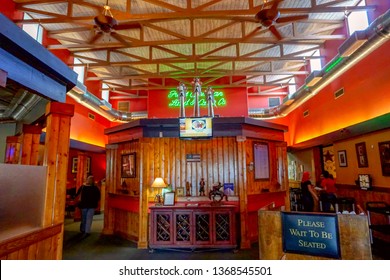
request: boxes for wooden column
[21,124,42,165]
[237,139,250,249]
[5,135,21,164]
[138,141,149,249]
[73,152,89,221]
[102,144,118,235]
[42,101,74,260]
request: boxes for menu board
[254,142,270,180]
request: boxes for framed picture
[378,141,390,176]
[121,153,136,178]
[355,142,368,168]
[71,157,91,173]
[254,142,270,180]
[163,192,175,206]
[358,174,371,190]
[337,150,347,167]
[176,187,184,197]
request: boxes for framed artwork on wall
[337,150,347,167]
[121,153,136,178]
[253,142,270,180]
[71,157,91,173]
[378,141,390,176]
[355,142,368,168]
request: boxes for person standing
[300,172,315,212]
[75,175,101,238]
[320,171,337,212]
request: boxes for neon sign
[168,90,227,108]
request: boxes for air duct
[250,8,390,119]
[67,81,147,122]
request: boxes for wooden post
[102,144,118,235]
[138,141,149,249]
[73,152,89,221]
[42,101,74,260]
[21,124,42,165]
[5,135,21,164]
[237,139,250,249]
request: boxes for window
[347,0,369,35]
[102,83,110,102]
[73,58,85,83]
[22,13,43,43]
[309,50,322,72]
[118,101,130,112]
[268,97,280,107]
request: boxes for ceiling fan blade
[276,15,308,24]
[244,26,262,40]
[110,32,130,46]
[269,25,282,40]
[88,32,103,44]
[270,0,283,12]
[113,22,142,30]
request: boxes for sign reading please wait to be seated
[282,212,341,259]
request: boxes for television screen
[179,117,213,139]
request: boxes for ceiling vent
[334,88,344,99]
[303,110,309,117]
[88,113,95,120]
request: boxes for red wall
[0,0,23,20]
[283,40,390,147]
[148,86,249,118]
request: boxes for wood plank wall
[106,134,288,248]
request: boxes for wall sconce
[338,30,368,57]
[151,177,167,206]
[305,70,323,87]
[247,162,254,171]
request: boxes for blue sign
[282,212,340,259]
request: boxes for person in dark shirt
[75,175,100,237]
[300,171,314,212]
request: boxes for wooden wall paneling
[168,138,175,186]
[21,124,42,165]
[21,133,32,165]
[103,144,118,235]
[5,135,21,164]
[237,140,250,249]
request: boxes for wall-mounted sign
[168,90,226,108]
[186,154,201,162]
[282,212,340,259]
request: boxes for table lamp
[151,177,166,206]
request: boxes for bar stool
[335,197,356,213]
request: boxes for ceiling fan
[255,0,308,40]
[88,0,141,45]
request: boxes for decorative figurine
[192,78,202,117]
[199,178,205,196]
[209,182,227,205]
[206,86,215,117]
[178,82,187,118]
[186,181,191,196]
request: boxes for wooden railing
[0,223,62,260]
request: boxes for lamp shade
[151,177,166,188]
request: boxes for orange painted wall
[334,129,390,188]
[283,40,390,147]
